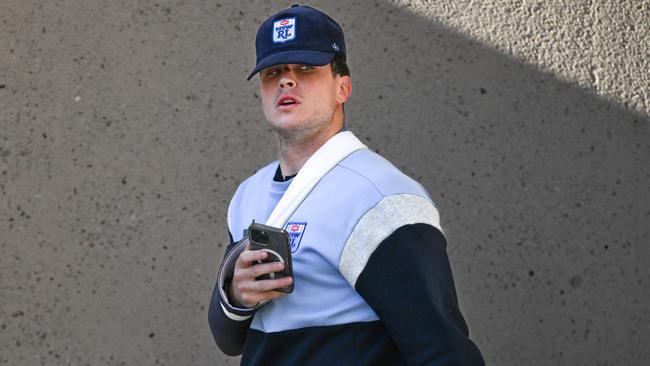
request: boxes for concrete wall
[1,1,648,365]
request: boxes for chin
[267,114,304,129]
[269,122,303,137]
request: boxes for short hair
[331,54,350,77]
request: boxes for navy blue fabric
[207,286,252,356]
[356,224,485,366]
[247,50,335,80]
[247,5,346,80]
[208,235,255,356]
[241,322,405,366]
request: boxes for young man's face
[259,63,350,141]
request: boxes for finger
[240,288,289,307]
[236,249,268,268]
[234,261,284,283]
[238,249,268,264]
[261,289,290,300]
[233,276,293,307]
[245,261,285,278]
[241,276,293,293]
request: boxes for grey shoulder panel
[339,194,442,287]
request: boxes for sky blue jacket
[209,148,484,365]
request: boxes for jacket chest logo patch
[285,222,307,253]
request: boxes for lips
[276,94,300,108]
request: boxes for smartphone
[248,222,294,293]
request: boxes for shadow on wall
[335,2,649,366]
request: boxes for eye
[299,65,313,71]
[263,69,281,78]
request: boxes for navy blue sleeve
[208,231,256,356]
[208,279,252,356]
[355,223,485,366]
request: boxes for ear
[335,75,352,104]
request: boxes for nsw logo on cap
[273,17,296,43]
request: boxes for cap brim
[246,50,335,80]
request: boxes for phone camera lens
[252,229,269,244]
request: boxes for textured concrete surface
[397,0,650,116]
[1,1,648,365]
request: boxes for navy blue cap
[247,4,346,80]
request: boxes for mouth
[276,95,300,108]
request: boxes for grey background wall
[1,0,648,365]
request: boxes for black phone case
[248,223,294,293]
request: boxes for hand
[229,244,293,308]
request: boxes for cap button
[291,4,300,7]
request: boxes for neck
[277,114,344,178]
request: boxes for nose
[279,72,296,89]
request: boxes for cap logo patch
[273,17,296,43]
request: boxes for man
[208,4,484,365]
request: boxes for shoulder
[311,149,437,222]
[227,161,277,229]
[336,149,440,230]
[337,149,432,199]
[335,149,443,285]
[235,161,277,193]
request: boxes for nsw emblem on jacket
[284,222,307,253]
